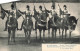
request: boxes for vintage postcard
[0,0,80,51]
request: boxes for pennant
[0,5,6,19]
[33,5,40,22]
[16,9,22,19]
[58,4,63,16]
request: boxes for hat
[26,5,29,8]
[51,5,55,9]
[39,5,42,9]
[11,4,14,9]
[63,5,67,8]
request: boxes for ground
[0,37,80,51]
[0,28,80,51]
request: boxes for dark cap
[51,5,55,9]
[63,5,67,8]
[11,4,14,9]
[26,5,29,8]
[39,5,42,9]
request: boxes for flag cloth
[0,5,6,19]
[33,6,40,22]
[34,6,38,16]
[59,8,63,16]
[58,4,63,16]
[16,9,22,19]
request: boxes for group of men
[1,2,70,44]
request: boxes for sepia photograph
[0,0,80,51]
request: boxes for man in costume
[19,5,33,44]
[2,3,18,44]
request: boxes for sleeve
[2,8,10,14]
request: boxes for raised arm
[1,5,10,14]
[18,10,26,14]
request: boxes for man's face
[63,7,66,10]
[27,7,29,10]
[39,8,42,11]
[11,7,15,10]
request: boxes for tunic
[62,9,69,29]
[37,10,47,30]
[22,10,33,31]
[6,10,17,28]
[50,9,58,27]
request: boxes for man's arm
[18,10,26,14]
